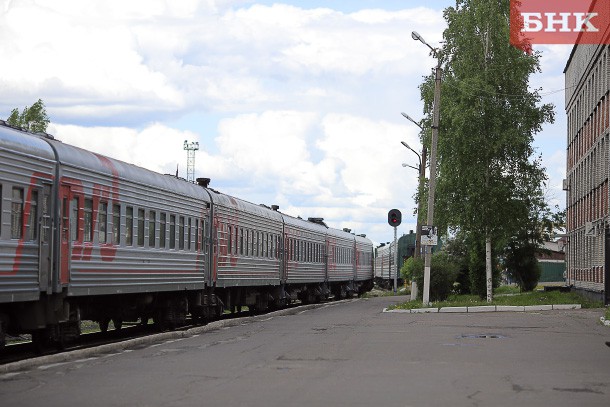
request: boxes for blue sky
[0,0,570,244]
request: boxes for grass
[389,289,604,311]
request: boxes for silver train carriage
[0,121,373,348]
[374,241,401,288]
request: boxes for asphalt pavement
[1,295,609,407]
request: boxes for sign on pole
[420,225,438,246]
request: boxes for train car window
[126,206,133,246]
[70,197,79,242]
[99,202,108,244]
[169,215,176,249]
[137,209,145,247]
[195,219,200,251]
[26,190,38,241]
[11,187,24,239]
[149,211,156,248]
[113,204,121,245]
[256,231,260,257]
[309,242,313,263]
[160,213,166,248]
[227,224,232,254]
[238,228,244,255]
[187,218,192,251]
[201,219,206,252]
[250,230,254,257]
[179,216,185,250]
[84,199,93,242]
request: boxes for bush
[503,240,542,292]
[406,252,459,302]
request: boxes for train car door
[279,225,286,284]
[38,183,53,293]
[57,184,73,290]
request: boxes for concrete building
[564,41,610,304]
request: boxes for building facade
[564,42,610,304]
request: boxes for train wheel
[112,318,123,331]
[31,329,49,355]
[99,318,110,333]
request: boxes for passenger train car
[0,121,373,348]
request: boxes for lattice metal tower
[183,140,199,182]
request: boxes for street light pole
[400,113,428,264]
[412,31,441,306]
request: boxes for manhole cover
[458,334,507,339]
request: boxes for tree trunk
[486,236,493,302]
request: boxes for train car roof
[206,188,284,221]
[326,226,356,242]
[281,213,329,234]
[46,136,210,200]
[0,122,56,161]
[355,233,372,245]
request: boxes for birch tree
[418,0,554,300]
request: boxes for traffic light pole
[393,225,398,293]
[387,209,402,294]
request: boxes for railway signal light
[387,209,402,227]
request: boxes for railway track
[0,299,348,372]
[0,308,267,368]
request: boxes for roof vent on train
[343,228,351,233]
[307,217,327,227]
[271,205,280,211]
[196,177,211,188]
[358,234,367,238]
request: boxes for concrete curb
[384,304,582,314]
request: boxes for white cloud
[2,1,568,244]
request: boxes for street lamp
[400,119,428,302]
[412,30,441,306]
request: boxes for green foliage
[400,256,423,282]
[6,99,50,133]
[503,236,542,291]
[416,0,555,300]
[441,233,471,294]
[408,252,460,302]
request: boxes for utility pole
[412,30,441,306]
[183,140,199,183]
